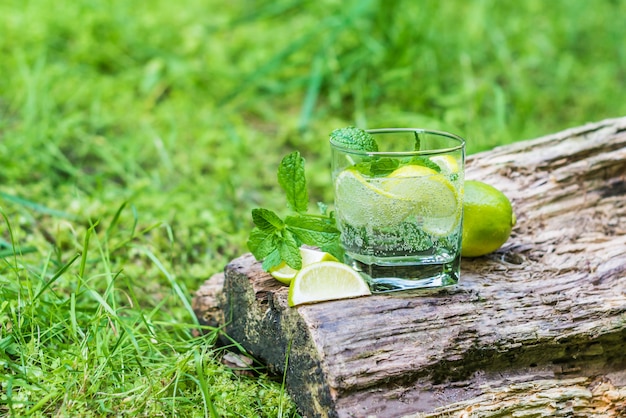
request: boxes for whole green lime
[461,180,516,257]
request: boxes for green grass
[1,0,626,416]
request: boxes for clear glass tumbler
[330,128,465,293]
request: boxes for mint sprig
[247,151,343,271]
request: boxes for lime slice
[334,168,414,227]
[269,247,338,285]
[429,155,459,174]
[287,261,371,307]
[387,164,438,178]
[384,165,461,236]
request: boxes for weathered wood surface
[193,117,626,418]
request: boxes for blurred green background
[1,0,625,416]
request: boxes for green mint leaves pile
[247,152,343,272]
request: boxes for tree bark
[193,117,626,418]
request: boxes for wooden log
[193,117,626,418]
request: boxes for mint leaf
[278,152,308,213]
[261,248,282,271]
[353,158,399,177]
[247,227,277,259]
[248,223,303,271]
[248,208,290,270]
[407,156,441,172]
[369,158,400,176]
[285,215,339,245]
[285,215,342,260]
[251,208,284,232]
[278,230,302,269]
[329,126,378,152]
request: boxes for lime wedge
[269,248,338,285]
[334,168,414,227]
[429,155,460,174]
[287,261,371,307]
[384,165,461,236]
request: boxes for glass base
[345,253,460,294]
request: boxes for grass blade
[140,247,199,326]
[0,192,78,220]
[79,220,99,278]
[33,253,80,301]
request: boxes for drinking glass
[330,128,465,293]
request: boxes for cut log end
[192,272,225,329]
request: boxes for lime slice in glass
[287,261,371,307]
[383,165,460,236]
[334,168,414,227]
[429,155,460,174]
[269,247,338,285]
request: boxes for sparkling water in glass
[331,128,465,293]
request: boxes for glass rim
[329,128,466,156]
